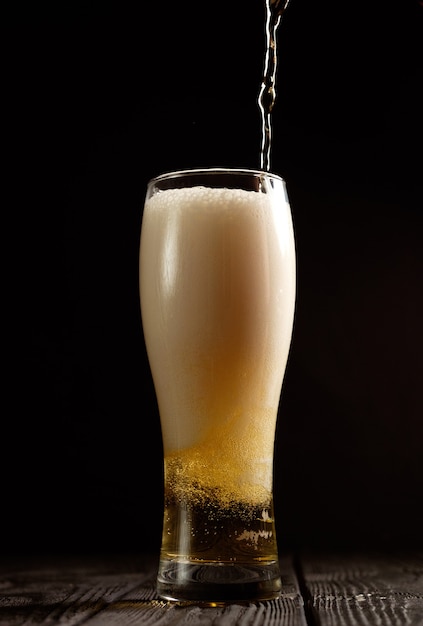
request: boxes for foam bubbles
[141,182,296,510]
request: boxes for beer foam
[148,185,270,217]
[141,183,296,508]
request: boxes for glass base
[157,559,282,605]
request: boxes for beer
[259,0,291,171]
[140,170,296,603]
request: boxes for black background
[5,0,423,556]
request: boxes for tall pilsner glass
[139,168,296,604]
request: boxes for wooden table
[1,552,422,625]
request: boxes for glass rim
[148,167,284,186]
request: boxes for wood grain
[2,553,422,624]
[299,552,423,626]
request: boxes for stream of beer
[259,0,290,172]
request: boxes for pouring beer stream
[259,0,291,171]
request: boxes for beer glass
[139,168,296,604]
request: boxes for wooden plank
[299,552,423,626]
[0,554,307,625]
[0,554,151,626]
